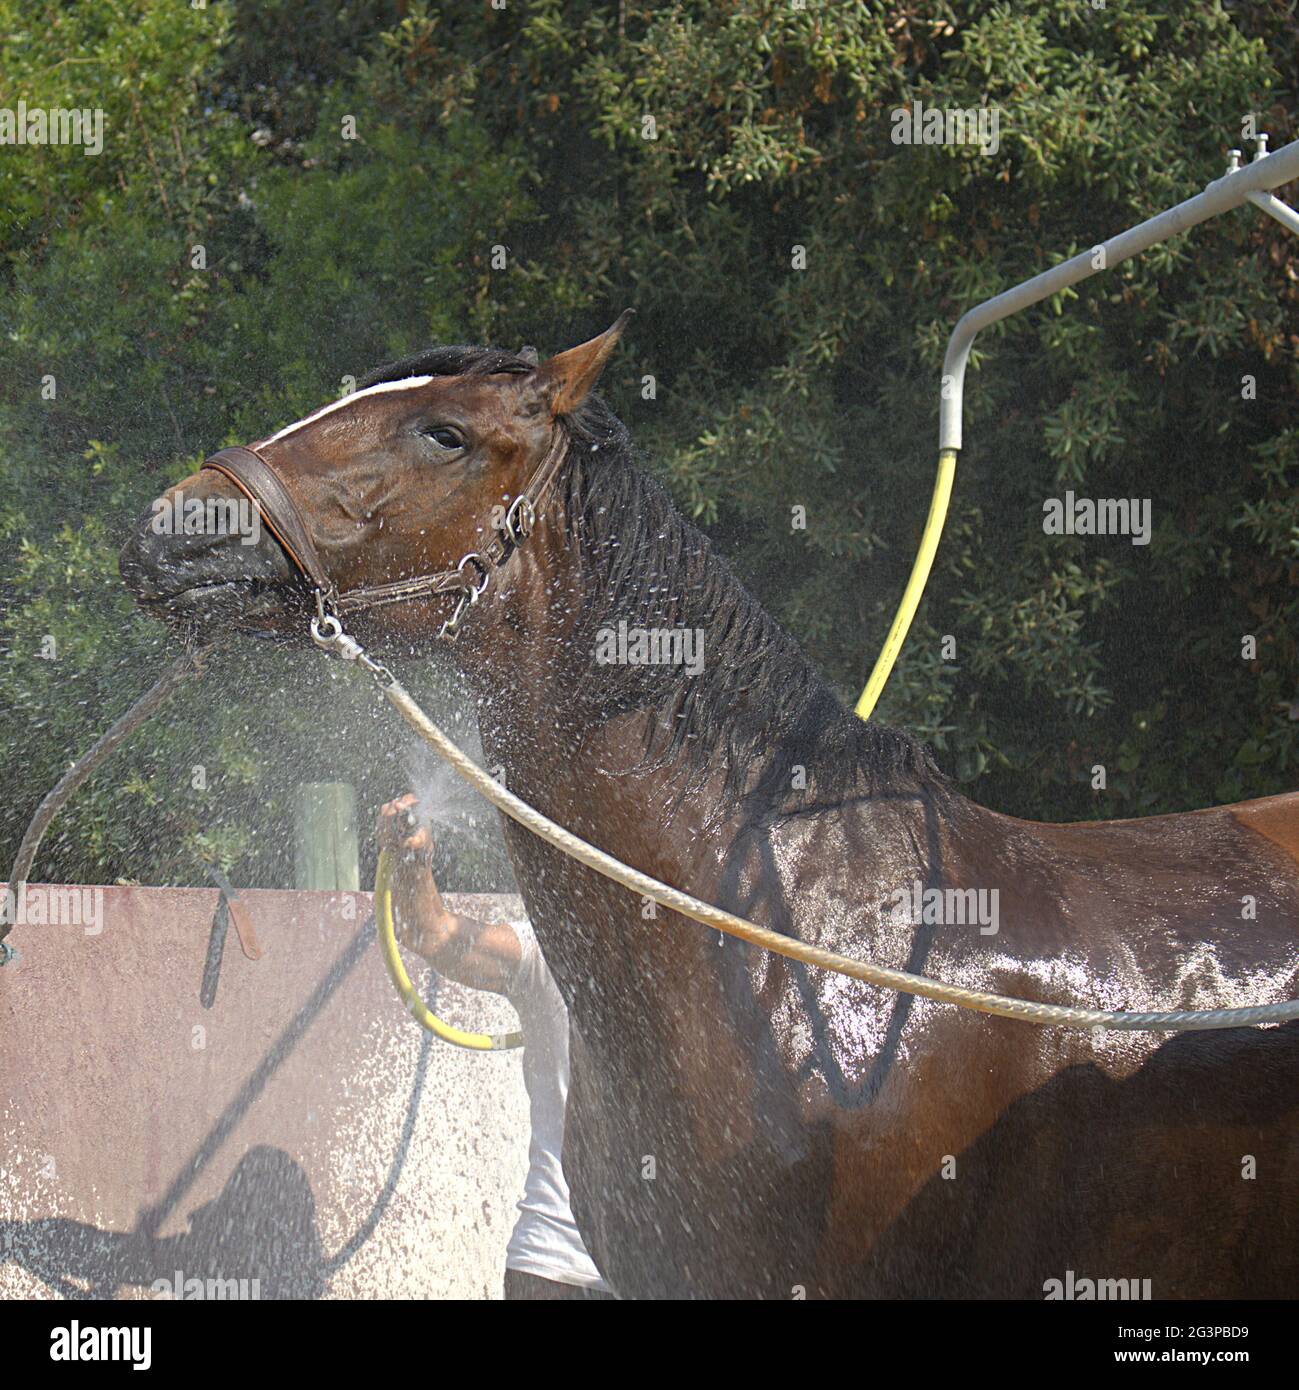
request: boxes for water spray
[1,639,523,1050]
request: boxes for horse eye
[423,426,464,450]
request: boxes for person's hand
[375,793,521,995]
[377,792,433,867]
[376,793,448,955]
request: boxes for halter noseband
[201,426,567,643]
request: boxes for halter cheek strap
[200,427,567,642]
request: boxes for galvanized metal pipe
[1247,188,1299,237]
[857,134,1299,719]
[940,137,1299,450]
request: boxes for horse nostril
[118,512,171,600]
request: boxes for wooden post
[293,782,360,891]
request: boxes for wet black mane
[363,345,945,816]
[362,344,537,384]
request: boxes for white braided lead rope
[379,677,1299,1032]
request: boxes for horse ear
[528,310,633,416]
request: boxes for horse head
[119,313,632,652]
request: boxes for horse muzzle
[119,465,308,635]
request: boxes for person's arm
[376,793,521,996]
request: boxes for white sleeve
[507,917,566,1020]
[508,916,546,997]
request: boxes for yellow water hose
[374,848,523,1050]
[854,448,957,722]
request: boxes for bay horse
[119,317,1299,1298]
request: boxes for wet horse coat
[120,321,1299,1298]
[475,656,1299,1298]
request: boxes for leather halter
[201,426,567,641]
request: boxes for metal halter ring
[438,554,491,643]
[307,594,396,683]
[310,609,344,650]
[456,552,491,600]
[503,494,536,547]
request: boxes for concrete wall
[0,883,531,1299]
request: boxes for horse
[119,316,1299,1298]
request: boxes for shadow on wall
[2,1146,325,1299]
[1,906,439,1300]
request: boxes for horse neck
[451,494,943,855]
[457,508,726,833]
[448,505,748,946]
[448,501,959,1047]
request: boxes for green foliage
[2,0,1298,891]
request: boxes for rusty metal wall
[0,883,531,1300]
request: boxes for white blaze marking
[256,375,434,447]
